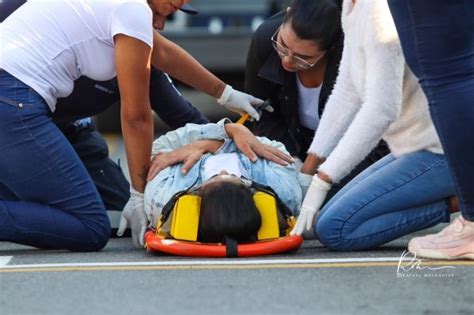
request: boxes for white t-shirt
[296,75,322,131]
[201,153,249,182]
[0,0,153,111]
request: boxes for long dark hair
[197,182,262,244]
[283,0,342,50]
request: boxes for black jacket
[244,11,344,160]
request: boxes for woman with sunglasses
[245,0,389,204]
[0,0,268,251]
[143,120,301,244]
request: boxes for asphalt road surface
[1,223,473,315]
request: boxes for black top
[244,11,344,160]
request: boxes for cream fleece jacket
[308,0,443,183]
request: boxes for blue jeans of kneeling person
[0,70,110,251]
[315,151,455,251]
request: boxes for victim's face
[200,172,246,189]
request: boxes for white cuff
[217,85,233,105]
[310,175,332,191]
[130,187,144,198]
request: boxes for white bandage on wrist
[217,84,233,105]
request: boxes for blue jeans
[315,151,455,251]
[388,0,474,221]
[0,71,110,251]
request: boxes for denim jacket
[144,119,303,226]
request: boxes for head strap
[224,236,238,258]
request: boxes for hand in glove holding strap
[290,174,332,236]
[117,187,148,248]
[217,85,270,121]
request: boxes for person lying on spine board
[141,120,303,244]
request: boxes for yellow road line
[1,261,473,273]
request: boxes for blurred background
[95,0,291,134]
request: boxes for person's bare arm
[300,153,326,175]
[115,34,154,193]
[147,123,294,180]
[224,123,294,165]
[151,30,225,98]
[148,140,223,180]
[150,30,264,120]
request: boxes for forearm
[114,33,153,193]
[300,153,326,175]
[152,31,225,98]
[318,107,391,184]
[223,123,243,139]
[122,111,154,193]
[198,139,224,154]
[308,51,360,158]
[151,120,230,155]
[319,44,404,183]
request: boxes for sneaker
[408,216,474,260]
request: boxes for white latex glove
[117,187,148,248]
[217,85,265,121]
[297,172,313,197]
[291,175,331,236]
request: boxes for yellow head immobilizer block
[168,192,282,242]
[170,195,201,241]
[253,192,280,240]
